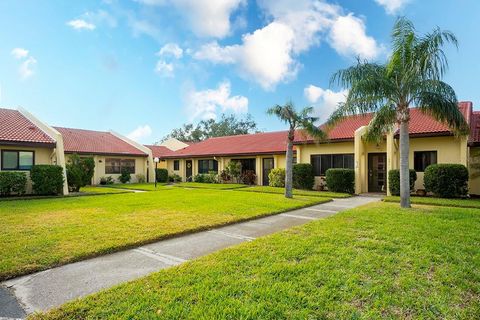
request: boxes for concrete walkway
[0,195,379,319]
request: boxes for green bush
[424,164,468,198]
[293,164,314,190]
[169,174,182,183]
[268,168,285,187]
[193,172,218,183]
[100,176,114,185]
[388,169,417,196]
[225,161,242,183]
[241,170,257,185]
[118,167,131,184]
[325,169,355,194]
[66,154,95,192]
[136,174,146,183]
[156,169,169,183]
[0,172,27,196]
[30,165,64,195]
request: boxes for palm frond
[364,104,397,142]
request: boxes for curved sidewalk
[0,195,380,319]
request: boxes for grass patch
[106,183,168,191]
[384,196,480,209]
[173,182,248,190]
[240,185,351,198]
[32,202,480,319]
[0,189,327,280]
[79,186,133,194]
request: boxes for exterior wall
[0,144,55,193]
[65,154,148,185]
[469,147,480,195]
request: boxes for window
[414,151,437,172]
[198,159,218,174]
[311,154,354,176]
[232,158,256,173]
[292,157,297,165]
[105,158,135,174]
[173,160,180,171]
[1,150,34,170]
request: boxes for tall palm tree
[328,17,468,208]
[268,102,325,198]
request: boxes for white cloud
[185,81,248,120]
[19,57,37,80]
[375,0,410,14]
[194,0,382,90]
[67,19,96,30]
[155,60,174,77]
[157,43,183,59]
[328,14,381,60]
[11,48,29,59]
[304,85,347,121]
[137,0,245,38]
[127,125,152,142]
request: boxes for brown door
[186,160,193,182]
[262,158,274,186]
[368,153,386,192]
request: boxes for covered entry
[368,153,386,192]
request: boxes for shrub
[193,174,205,183]
[293,164,314,190]
[156,169,168,183]
[219,170,231,183]
[226,161,242,183]
[66,154,95,192]
[241,170,257,185]
[169,174,182,182]
[268,168,285,187]
[325,169,355,194]
[30,165,64,195]
[118,168,131,184]
[100,176,114,185]
[388,169,417,196]
[424,164,468,198]
[0,172,27,196]
[136,174,146,183]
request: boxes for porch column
[386,131,396,196]
[354,126,367,194]
[459,136,468,167]
[296,145,302,163]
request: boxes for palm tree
[328,17,468,208]
[268,102,325,198]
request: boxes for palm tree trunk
[285,129,294,198]
[399,120,411,208]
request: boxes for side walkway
[1,196,379,319]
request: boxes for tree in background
[328,17,468,208]
[159,114,258,143]
[268,102,325,198]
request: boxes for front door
[186,160,193,182]
[368,153,386,192]
[262,158,274,186]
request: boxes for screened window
[232,158,256,173]
[173,160,180,171]
[414,151,437,172]
[105,158,135,174]
[198,159,218,174]
[1,150,34,170]
[311,154,354,176]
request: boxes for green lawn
[79,186,133,194]
[0,189,327,280]
[384,195,480,208]
[173,182,248,190]
[33,202,480,320]
[106,183,168,191]
[240,185,351,198]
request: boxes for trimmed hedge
[193,172,218,184]
[268,168,285,187]
[388,169,417,196]
[118,168,131,184]
[30,165,64,195]
[156,168,169,183]
[325,168,355,194]
[293,164,314,190]
[424,164,468,198]
[0,172,27,196]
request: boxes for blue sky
[1,0,479,143]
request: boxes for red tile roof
[295,102,473,143]
[55,127,147,156]
[145,145,179,158]
[469,111,480,145]
[0,108,55,145]
[160,131,295,159]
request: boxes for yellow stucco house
[156,101,480,196]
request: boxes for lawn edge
[0,197,332,282]
[236,188,352,199]
[0,190,133,202]
[382,198,480,209]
